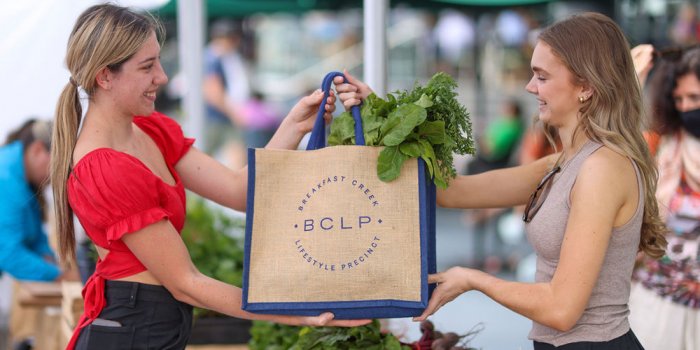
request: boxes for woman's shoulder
[134,111,194,164]
[71,147,151,183]
[582,144,635,176]
[577,144,638,197]
[133,111,183,138]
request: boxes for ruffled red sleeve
[68,150,171,244]
[134,112,195,166]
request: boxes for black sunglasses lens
[523,166,560,223]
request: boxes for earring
[579,96,585,103]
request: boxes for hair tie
[69,76,78,87]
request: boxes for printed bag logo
[295,175,383,272]
[247,146,422,303]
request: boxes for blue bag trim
[242,299,426,319]
[242,148,256,310]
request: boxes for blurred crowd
[4,0,700,349]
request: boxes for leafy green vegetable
[249,320,410,350]
[377,146,408,182]
[328,72,474,188]
[249,321,302,350]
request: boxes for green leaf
[327,112,355,146]
[361,113,385,146]
[365,129,381,146]
[383,336,404,350]
[363,93,395,120]
[377,146,408,182]
[418,120,446,144]
[419,139,447,188]
[380,104,427,146]
[414,93,433,108]
[399,141,423,157]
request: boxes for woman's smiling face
[526,41,586,128]
[107,31,168,117]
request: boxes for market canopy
[153,0,554,18]
[154,0,362,18]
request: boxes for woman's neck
[557,122,589,163]
[82,103,135,149]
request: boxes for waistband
[104,280,182,304]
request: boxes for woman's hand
[296,313,372,327]
[334,69,373,110]
[287,89,336,135]
[266,89,336,150]
[413,266,472,321]
[631,44,655,87]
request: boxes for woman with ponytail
[53,4,366,349]
[0,119,61,282]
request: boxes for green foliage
[249,320,410,350]
[181,197,246,318]
[328,72,474,188]
[249,321,302,350]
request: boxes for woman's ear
[580,83,594,101]
[95,67,113,90]
[27,140,44,157]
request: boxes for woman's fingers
[306,312,371,327]
[413,287,446,321]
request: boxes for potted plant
[181,197,251,345]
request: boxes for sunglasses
[523,165,561,223]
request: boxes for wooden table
[16,282,62,307]
[13,282,63,350]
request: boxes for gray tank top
[525,141,643,346]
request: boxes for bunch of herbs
[328,72,474,188]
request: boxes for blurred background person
[202,18,252,156]
[469,97,526,173]
[629,44,700,350]
[0,119,60,283]
[669,2,700,46]
[0,119,63,350]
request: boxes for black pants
[75,280,193,350]
[534,329,644,350]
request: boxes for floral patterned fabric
[634,179,700,308]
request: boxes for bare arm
[437,154,558,209]
[202,74,246,126]
[121,220,368,326]
[418,148,636,331]
[631,44,654,87]
[176,90,335,211]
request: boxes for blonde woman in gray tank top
[408,13,669,350]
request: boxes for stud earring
[579,96,585,103]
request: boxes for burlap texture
[247,146,422,303]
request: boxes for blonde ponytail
[51,82,82,262]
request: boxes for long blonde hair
[51,4,164,262]
[538,12,668,258]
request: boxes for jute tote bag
[242,72,436,319]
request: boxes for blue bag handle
[306,71,365,150]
